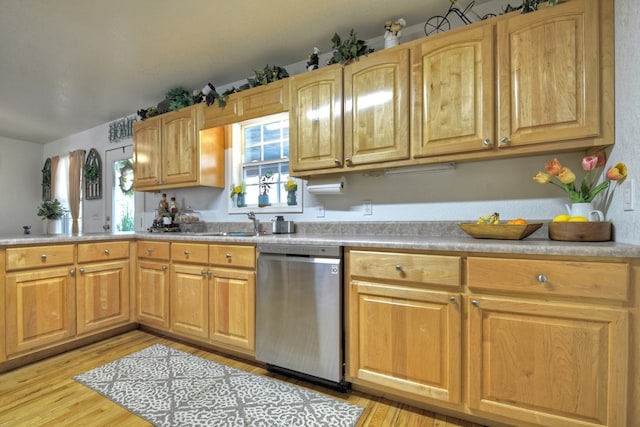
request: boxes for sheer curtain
[52,155,69,234]
[69,149,85,234]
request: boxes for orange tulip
[557,167,576,184]
[606,163,628,181]
[545,158,562,176]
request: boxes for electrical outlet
[363,200,373,216]
[623,179,635,211]
[316,204,325,218]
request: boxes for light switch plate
[623,179,635,211]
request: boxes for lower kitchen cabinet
[466,296,628,427]
[76,241,131,336]
[209,267,255,351]
[171,263,210,339]
[5,266,76,356]
[347,249,462,405]
[136,241,171,329]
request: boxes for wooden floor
[0,330,487,426]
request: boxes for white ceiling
[0,0,450,144]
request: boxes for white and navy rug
[74,344,363,427]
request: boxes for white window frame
[227,112,303,214]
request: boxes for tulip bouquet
[284,179,298,192]
[229,182,246,199]
[533,153,628,203]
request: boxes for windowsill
[228,203,303,215]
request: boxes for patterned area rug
[74,344,363,427]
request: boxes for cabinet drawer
[171,242,209,264]
[6,244,75,271]
[467,257,630,302]
[209,244,255,269]
[349,250,461,288]
[77,241,130,263]
[136,241,170,261]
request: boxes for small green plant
[328,29,374,65]
[260,172,273,195]
[84,164,99,183]
[166,87,194,111]
[37,199,67,221]
[248,65,289,88]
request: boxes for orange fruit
[507,218,527,225]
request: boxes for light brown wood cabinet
[412,0,613,160]
[466,256,629,427]
[5,245,76,356]
[170,242,210,339]
[290,48,411,176]
[346,249,462,405]
[133,104,225,191]
[136,240,171,329]
[76,241,131,336]
[204,80,289,128]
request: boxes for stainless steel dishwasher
[256,243,348,390]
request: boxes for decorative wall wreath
[119,160,134,195]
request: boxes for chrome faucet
[247,211,260,235]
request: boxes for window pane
[263,142,281,161]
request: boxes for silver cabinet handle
[471,300,480,307]
[79,268,85,274]
[69,269,76,276]
[537,274,548,283]
[345,157,352,165]
[41,254,47,261]
[482,139,492,147]
[147,248,154,254]
[161,265,167,271]
[201,270,208,276]
[395,264,402,271]
[500,136,510,145]
[104,249,110,255]
[449,296,458,304]
[334,158,341,165]
[226,253,232,259]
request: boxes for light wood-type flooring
[0,330,487,426]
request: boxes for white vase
[384,33,400,49]
[565,202,604,221]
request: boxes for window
[229,112,302,213]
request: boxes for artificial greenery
[37,199,67,221]
[248,65,289,88]
[166,87,194,111]
[328,29,374,65]
[83,164,99,183]
[42,168,51,186]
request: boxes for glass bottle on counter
[169,196,178,215]
[158,193,169,213]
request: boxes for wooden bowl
[458,223,543,240]
[548,221,611,242]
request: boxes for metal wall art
[42,158,52,201]
[109,115,136,143]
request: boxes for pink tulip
[545,158,562,176]
[582,155,599,171]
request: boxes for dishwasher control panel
[257,243,342,258]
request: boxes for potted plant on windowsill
[258,173,273,207]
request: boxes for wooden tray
[548,221,611,242]
[458,223,543,240]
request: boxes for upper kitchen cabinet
[290,48,411,176]
[413,24,494,157]
[133,104,225,191]
[289,64,344,173]
[204,80,289,128]
[496,0,612,151]
[413,0,613,160]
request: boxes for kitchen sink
[190,231,258,237]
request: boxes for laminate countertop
[1,223,639,259]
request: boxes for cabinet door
[497,0,600,148]
[136,260,170,329]
[209,268,255,351]
[76,260,130,335]
[344,48,410,165]
[289,65,343,173]
[170,263,209,339]
[133,117,162,189]
[467,296,628,427]
[162,105,201,186]
[6,267,76,356]
[348,281,461,404]
[414,24,494,156]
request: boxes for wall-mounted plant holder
[84,148,102,200]
[42,158,52,201]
